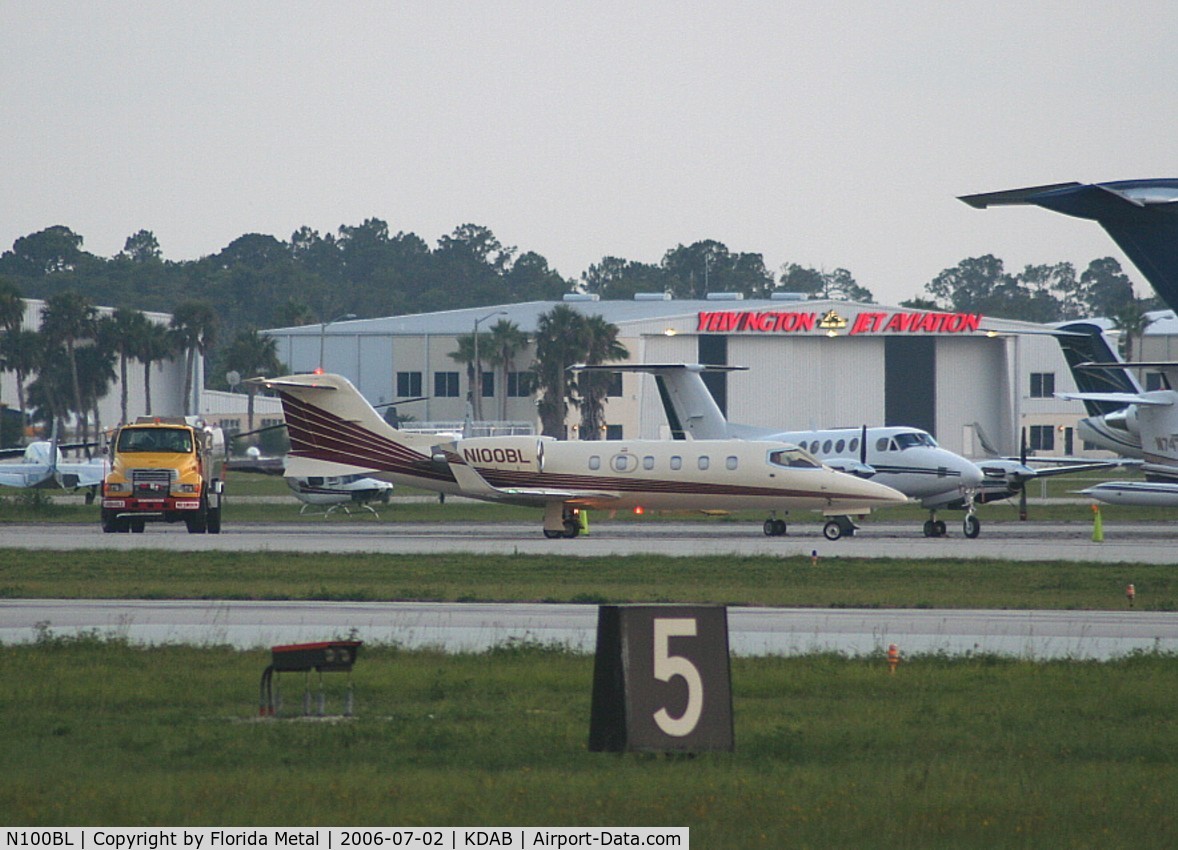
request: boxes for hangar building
[263,295,1106,459]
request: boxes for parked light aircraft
[573,363,987,538]
[282,455,394,515]
[0,439,105,498]
[247,372,908,539]
[226,447,394,515]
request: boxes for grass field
[3,473,1177,845]
[1,634,1175,847]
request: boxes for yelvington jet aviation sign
[695,308,983,335]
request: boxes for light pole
[472,310,507,420]
[318,312,356,372]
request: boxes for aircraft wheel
[543,529,563,539]
[923,520,935,538]
[963,515,981,539]
[562,520,580,538]
[934,519,947,537]
[763,519,776,537]
[823,520,843,541]
[773,518,787,536]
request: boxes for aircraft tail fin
[571,363,739,440]
[961,179,1178,312]
[248,373,453,485]
[1053,322,1143,415]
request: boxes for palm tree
[448,334,481,417]
[1110,298,1156,362]
[574,314,629,440]
[0,329,40,443]
[0,278,27,443]
[39,291,98,444]
[170,301,218,415]
[485,319,529,421]
[223,327,283,434]
[104,309,151,424]
[135,320,174,417]
[532,305,590,438]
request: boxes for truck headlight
[105,481,131,496]
[174,482,199,494]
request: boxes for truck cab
[101,418,224,534]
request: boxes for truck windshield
[118,429,193,453]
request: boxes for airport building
[263,295,1120,459]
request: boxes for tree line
[0,219,1164,444]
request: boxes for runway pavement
[3,598,1176,659]
[0,517,1176,562]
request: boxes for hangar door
[885,337,936,436]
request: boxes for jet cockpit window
[768,448,821,469]
[894,432,937,450]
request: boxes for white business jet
[572,363,987,539]
[247,373,907,539]
[1059,361,1178,507]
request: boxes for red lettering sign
[694,310,982,335]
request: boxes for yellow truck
[100,417,224,534]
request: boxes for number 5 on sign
[589,605,733,753]
[652,618,704,736]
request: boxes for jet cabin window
[768,448,821,469]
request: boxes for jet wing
[56,462,106,488]
[1057,392,1172,407]
[0,467,52,488]
[443,452,621,505]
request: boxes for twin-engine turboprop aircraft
[248,373,907,538]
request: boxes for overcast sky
[2,2,1174,307]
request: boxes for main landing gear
[762,515,787,537]
[543,504,582,539]
[822,515,858,541]
[922,510,982,539]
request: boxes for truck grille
[131,468,175,496]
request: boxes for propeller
[1019,426,1028,521]
[860,424,868,467]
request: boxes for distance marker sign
[589,605,734,753]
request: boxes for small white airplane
[573,363,987,538]
[282,455,394,516]
[227,447,394,515]
[0,439,106,499]
[247,372,908,539]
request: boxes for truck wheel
[186,501,208,534]
[101,510,119,534]
[206,505,222,534]
[131,519,146,533]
